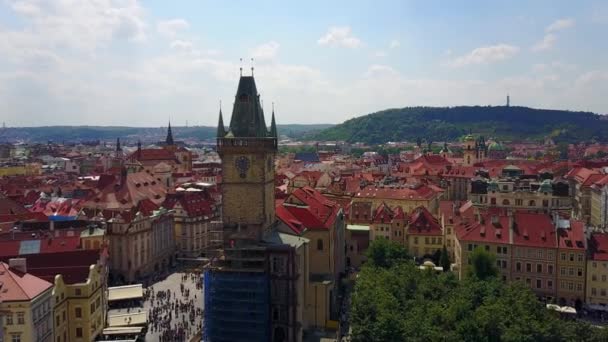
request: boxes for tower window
[239,94,249,102]
[317,239,324,251]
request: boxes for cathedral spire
[270,102,277,138]
[166,121,174,146]
[227,74,268,138]
[217,101,226,138]
[116,137,122,151]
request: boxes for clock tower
[217,74,278,242]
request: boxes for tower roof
[166,121,174,145]
[270,106,277,138]
[226,76,270,138]
[217,107,226,138]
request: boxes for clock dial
[235,156,250,175]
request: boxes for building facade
[0,260,54,342]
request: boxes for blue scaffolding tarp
[203,270,270,342]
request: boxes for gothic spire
[227,75,268,138]
[166,121,174,145]
[217,103,226,138]
[270,103,277,138]
[116,137,122,151]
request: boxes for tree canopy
[309,106,608,144]
[350,239,608,342]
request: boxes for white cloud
[532,33,557,51]
[170,40,193,50]
[10,0,40,16]
[317,26,361,48]
[250,41,280,61]
[445,44,520,67]
[363,64,398,78]
[546,18,575,33]
[389,39,400,49]
[157,18,189,38]
[532,18,575,52]
[374,50,387,57]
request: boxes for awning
[107,284,143,302]
[107,311,147,327]
[102,326,144,335]
[347,224,370,231]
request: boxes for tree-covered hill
[310,106,608,144]
[0,124,333,143]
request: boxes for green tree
[439,245,451,272]
[468,246,498,280]
[365,238,409,269]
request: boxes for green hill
[310,106,608,144]
[0,124,333,143]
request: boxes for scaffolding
[203,270,270,342]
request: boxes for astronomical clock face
[235,156,250,177]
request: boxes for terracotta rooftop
[355,184,438,201]
[0,261,53,302]
[589,233,608,261]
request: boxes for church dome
[539,179,553,193]
[463,134,475,142]
[488,141,506,151]
[487,180,499,191]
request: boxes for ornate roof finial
[239,58,243,76]
[251,58,254,76]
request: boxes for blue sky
[0,0,606,127]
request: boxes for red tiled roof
[407,206,442,236]
[275,205,306,235]
[557,220,585,250]
[0,212,48,223]
[590,233,608,261]
[128,148,176,161]
[0,250,101,284]
[456,214,511,245]
[277,186,340,233]
[372,203,393,223]
[0,262,53,302]
[0,196,29,216]
[163,192,215,218]
[512,212,557,249]
[355,184,438,201]
[85,171,167,210]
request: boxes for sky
[0,0,607,127]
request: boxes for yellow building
[586,233,608,306]
[590,176,608,228]
[406,207,444,259]
[0,260,54,342]
[80,225,107,250]
[0,163,41,177]
[555,220,586,307]
[52,262,106,342]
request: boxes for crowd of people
[144,272,204,342]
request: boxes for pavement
[108,271,203,341]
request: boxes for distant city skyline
[0,0,607,127]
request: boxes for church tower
[217,74,278,242]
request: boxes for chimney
[9,258,27,273]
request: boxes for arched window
[317,239,324,251]
[502,199,510,206]
[529,200,536,207]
